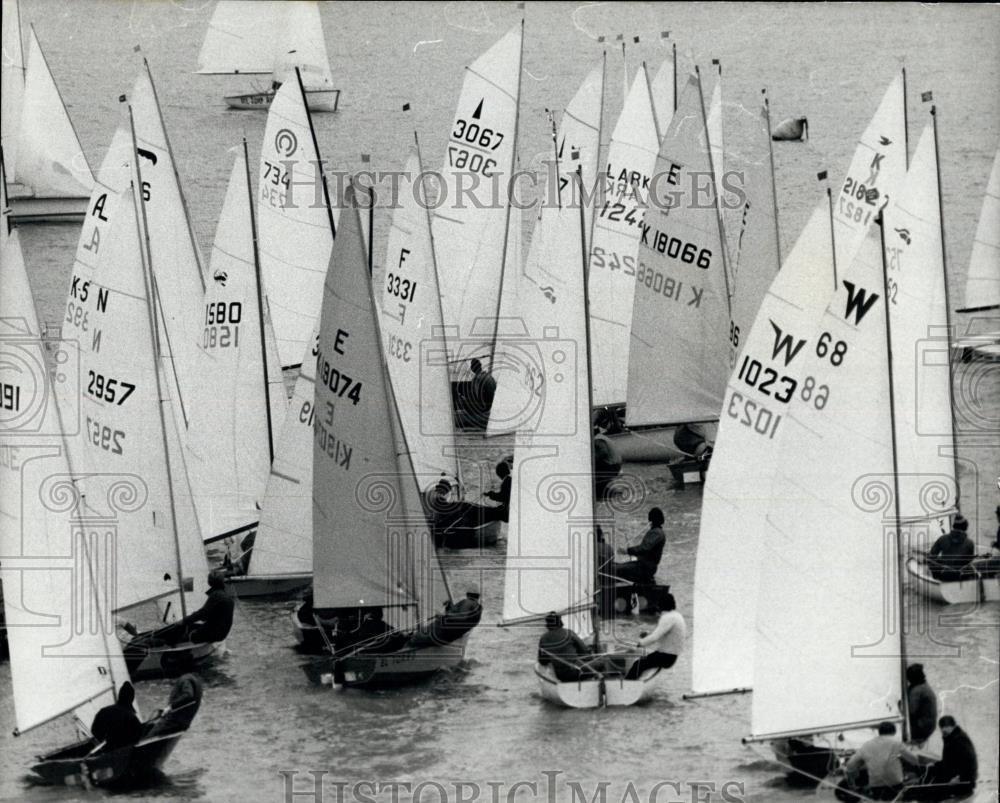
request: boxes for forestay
[692,202,833,697]
[186,151,287,543]
[589,64,659,407]
[832,73,907,272]
[627,73,730,427]
[0,226,128,735]
[751,226,901,740]
[500,197,593,640]
[258,80,337,367]
[961,145,1000,312]
[433,25,522,365]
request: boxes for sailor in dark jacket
[90,682,142,751]
[614,507,667,584]
[181,573,236,643]
[927,716,977,792]
[906,663,938,744]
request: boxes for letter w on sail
[769,320,806,366]
[842,281,880,326]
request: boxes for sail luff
[960,146,1000,313]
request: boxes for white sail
[961,145,1000,312]
[500,197,593,639]
[196,0,286,75]
[649,55,675,141]
[15,26,94,198]
[832,73,907,272]
[249,329,316,579]
[258,79,337,367]
[727,97,782,368]
[627,73,730,427]
[272,2,334,90]
[313,194,422,611]
[379,146,459,490]
[589,64,660,407]
[885,124,957,524]
[692,202,833,697]
[433,25,522,365]
[751,226,902,740]
[186,151,287,543]
[129,65,206,435]
[1,0,24,176]
[0,227,128,735]
[706,68,725,215]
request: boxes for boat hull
[30,732,183,787]
[438,519,502,549]
[291,607,332,654]
[303,633,470,687]
[122,638,219,679]
[604,420,719,465]
[534,663,659,708]
[224,88,340,112]
[8,191,89,223]
[227,573,312,599]
[905,557,980,605]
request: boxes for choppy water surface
[2,3,999,802]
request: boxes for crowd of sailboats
[2,0,999,792]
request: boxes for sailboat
[378,138,501,549]
[0,204,193,786]
[258,71,339,368]
[1,0,93,222]
[303,187,478,686]
[197,0,340,112]
[432,24,522,417]
[185,142,288,562]
[952,145,1000,361]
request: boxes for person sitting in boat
[840,721,921,801]
[593,427,622,497]
[407,590,483,648]
[906,663,938,745]
[624,590,685,679]
[89,681,142,752]
[971,505,1000,578]
[122,573,235,647]
[614,507,666,585]
[461,358,496,427]
[927,514,976,581]
[673,422,712,461]
[145,673,203,738]
[537,612,596,682]
[423,476,498,535]
[908,715,977,801]
[483,459,512,522]
[341,607,406,655]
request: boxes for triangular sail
[186,151,287,543]
[196,0,285,75]
[433,25,522,365]
[692,202,833,696]
[832,73,907,272]
[258,80,337,367]
[500,198,593,639]
[272,2,334,90]
[627,73,730,427]
[589,64,660,407]
[379,146,459,489]
[312,196,418,610]
[1,0,25,176]
[649,55,675,140]
[961,145,1000,312]
[885,124,957,524]
[0,227,128,735]
[751,227,902,740]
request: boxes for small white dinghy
[904,557,980,605]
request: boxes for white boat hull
[227,573,311,598]
[224,88,339,112]
[7,188,89,223]
[534,663,659,708]
[905,557,980,605]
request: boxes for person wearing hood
[907,716,978,800]
[90,682,142,751]
[927,514,975,581]
[906,664,938,744]
[146,674,204,737]
[180,573,236,643]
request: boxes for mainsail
[960,145,1000,313]
[500,193,593,639]
[649,54,676,140]
[589,64,660,407]
[258,79,337,367]
[750,226,901,740]
[433,24,522,365]
[0,223,129,736]
[272,2,334,91]
[626,72,731,427]
[691,202,833,697]
[186,148,287,543]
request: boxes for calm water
[3,2,999,802]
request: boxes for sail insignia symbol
[137,147,157,165]
[213,269,228,286]
[895,227,911,245]
[540,285,557,303]
[879,135,892,146]
[275,128,298,158]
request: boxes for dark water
[3,2,999,802]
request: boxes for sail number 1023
[737,355,829,410]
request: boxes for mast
[877,211,911,742]
[695,65,733,315]
[643,61,660,144]
[243,137,275,464]
[902,67,909,170]
[826,182,838,289]
[488,17,524,369]
[295,66,337,239]
[930,105,961,503]
[127,103,188,619]
[672,43,677,112]
[763,89,782,266]
[590,51,607,257]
